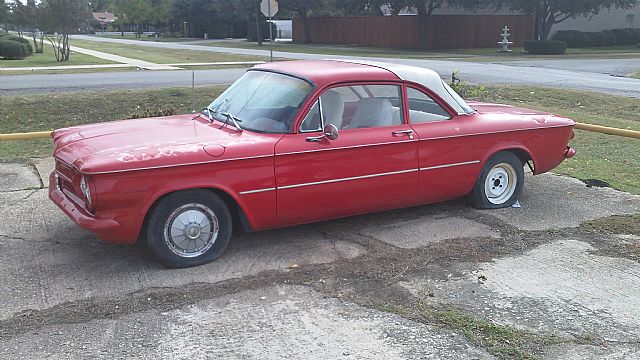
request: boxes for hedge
[611,28,640,45]
[0,39,31,60]
[553,28,640,47]
[524,40,567,55]
[0,34,33,55]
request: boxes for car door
[405,86,482,203]
[274,83,419,222]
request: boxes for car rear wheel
[469,151,524,209]
[146,190,232,268]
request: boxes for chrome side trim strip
[238,187,276,195]
[81,154,273,175]
[419,124,570,142]
[238,160,480,195]
[420,160,480,171]
[278,168,418,190]
[275,139,415,156]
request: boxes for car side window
[319,84,404,131]
[407,87,452,123]
[299,100,322,132]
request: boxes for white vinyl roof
[332,59,474,115]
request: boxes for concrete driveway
[1,158,639,359]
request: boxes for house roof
[92,12,117,23]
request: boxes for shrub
[611,28,640,45]
[599,30,617,47]
[553,30,617,47]
[0,40,31,59]
[553,30,580,47]
[524,40,567,55]
[0,34,33,54]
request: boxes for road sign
[260,0,278,17]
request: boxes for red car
[49,60,576,267]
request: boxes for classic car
[49,59,576,268]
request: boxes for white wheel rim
[484,163,517,205]
[163,203,219,258]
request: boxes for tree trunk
[62,34,70,61]
[533,15,541,40]
[415,3,429,49]
[31,32,43,53]
[256,2,262,45]
[540,17,554,40]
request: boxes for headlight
[80,176,92,206]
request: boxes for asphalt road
[0,68,247,94]
[2,35,639,97]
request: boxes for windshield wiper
[202,107,215,122]
[220,112,243,132]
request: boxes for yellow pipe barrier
[575,122,640,139]
[0,123,638,142]
[0,131,52,141]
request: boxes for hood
[53,114,280,174]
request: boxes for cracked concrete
[0,189,366,320]
[359,215,500,249]
[403,239,640,353]
[480,173,640,231]
[0,162,42,192]
[30,157,54,188]
[0,159,639,358]
[0,286,493,360]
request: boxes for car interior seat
[350,98,394,128]
[320,90,345,130]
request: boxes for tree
[11,0,45,53]
[490,0,638,40]
[39,0,92,61]
[90,0,112,12]
[279,0,329,43]
[112,0,153,36]
[353,0,479,47]
[0,0,9,26]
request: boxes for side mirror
[324,123,339,140]
[306,123,339,142]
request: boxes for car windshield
[207,70,313,134]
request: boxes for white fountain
[498,26,513,52]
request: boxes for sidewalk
[69,46,180,70]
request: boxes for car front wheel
[146,190,232,268]
[469,151,524,209]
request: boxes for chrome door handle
[392,130,415,139]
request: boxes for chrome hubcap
[484,163,517,205]
[164,204,219,258]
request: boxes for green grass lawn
[71,39,267,64]
[198,41,470,59]
[199,41,640,61]
[473,85,640,194]
[0,86,226,160]
[92,34,199,42]
[0,85,638,194]
[0,42,115,68]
